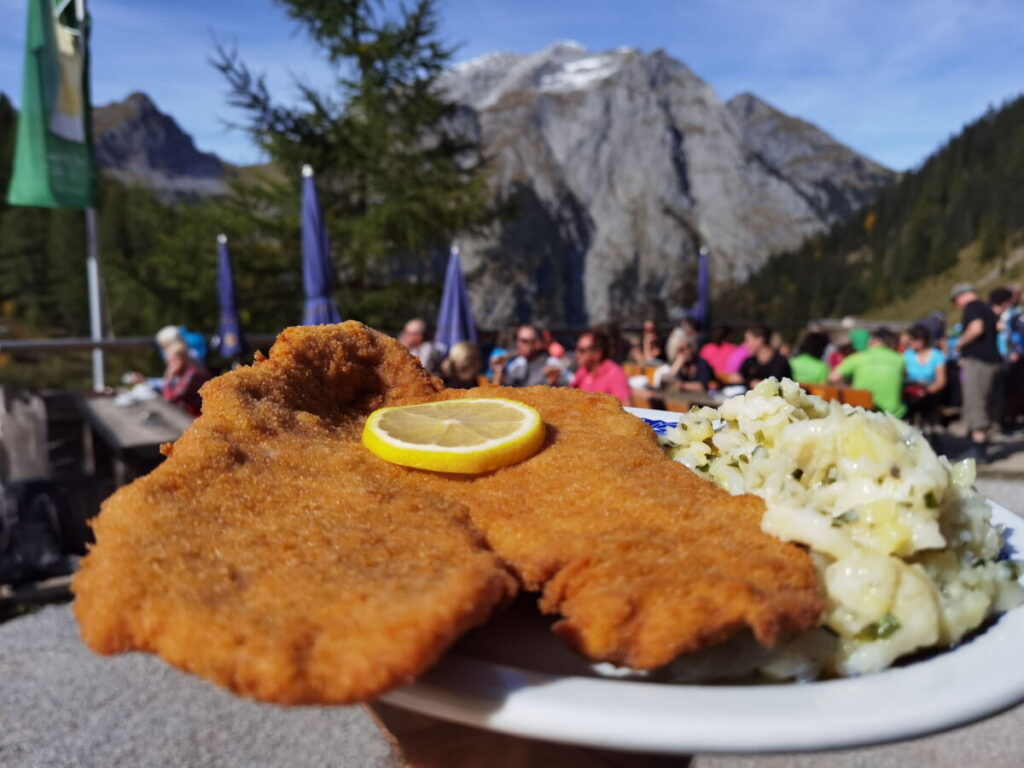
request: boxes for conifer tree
[212,0,495,322]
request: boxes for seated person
[492,325,567,386]
[542,328,566,360]
[789,332,830,385]
[625,334,647,366]
[156,324,208,367]
[570,330,630,405]
[722,341,749,378]
[665,316,700,365]
[739,326,791,388]
[699,326,736,376]
[161,341,210,417]
[664,339,714,393]
[829,327,906,417]
[441,341,483,389]
[485,329,514,379]
[827,333,854,369]
[399,318,443,376]
[903,324,947,417]
[641,319,665,364]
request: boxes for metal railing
[0,335,280,354]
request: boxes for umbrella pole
[85,207,105,392]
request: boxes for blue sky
[1,0,1021,171]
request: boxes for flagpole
[78,0,103,391]
[85,207,104,391]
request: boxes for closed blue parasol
[216,234,243,357]
[434,244,477,355]
[301,164,342,325]
[692,245,710,331]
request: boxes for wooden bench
[799,382,874,410]
[801,383,840,402]
[839,388,874,410]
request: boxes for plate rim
[381,408,1024,755]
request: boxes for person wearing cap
[951,283,1002,463]
[849,328,871,353]
[829,327,906,417]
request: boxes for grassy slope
[862,236,1024,323]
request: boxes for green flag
[7,0,97,209]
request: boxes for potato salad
[661,378,1023,678]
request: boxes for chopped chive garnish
[876,613,901,639]
[857,613,901,640]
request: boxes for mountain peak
[546,39,587,55]
[123,91,157,112]
[440,42,897,327]
[443,43,650,109]
[725,91,893,220]
[92,92,228,199]
[726,91,769,117]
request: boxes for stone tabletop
[4,603,1024,768]
[0,606,402,768]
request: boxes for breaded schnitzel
[427,386,823,669]
[74,322,822,704]
[73,325,517,705]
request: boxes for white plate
[381,408,1024,755]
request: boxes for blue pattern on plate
[642,418,677,436]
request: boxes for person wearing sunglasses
[570,330,630,405]
[492,325,567,387]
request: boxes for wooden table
[630,388,724,413]
[633,386,875,414]
[77,394,194,486]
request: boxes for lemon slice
[362,398,545,474]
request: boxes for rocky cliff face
[92,93,228,199]
[441,43,896,329]
[82,45,895,330]
[725,92,895,224]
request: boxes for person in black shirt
[951,283,1002,462]
[666,338,714,393]
[739,326,791,388]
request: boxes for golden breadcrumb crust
[74,322,822,703]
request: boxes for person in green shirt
[789,332,830,385]
[829,327,906,417]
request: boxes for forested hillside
[723,93,1024,331]
[0,1,496,376]
[0,99,446,352]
